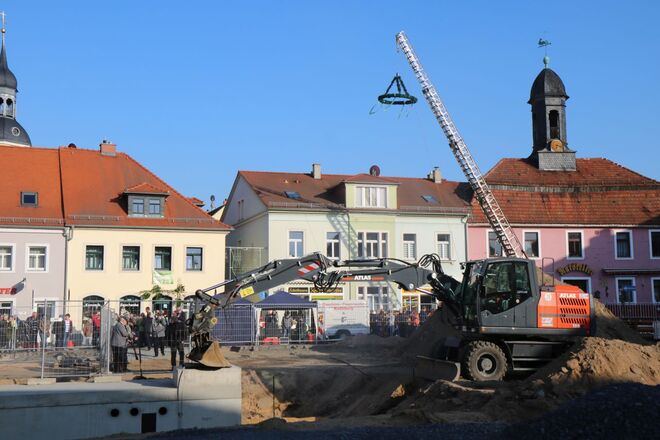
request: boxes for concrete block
[175,366,242,401]
[26,378,56,385]
[91,374,123,383]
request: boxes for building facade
[223,164,469,312]
[468,65,660,304]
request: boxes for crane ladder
[395,31,525,258]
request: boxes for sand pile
[397,306,461,362]
[592,299,646,343]
[529,337,660,394]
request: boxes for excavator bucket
[187,341,231,368]
[414,356,461,382]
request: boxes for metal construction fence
[0,299,198,379]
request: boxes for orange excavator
[189,252,593,381]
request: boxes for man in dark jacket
[142,309,153,349]
[167,312,187,369]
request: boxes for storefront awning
[602,268,660,275]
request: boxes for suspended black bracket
[378,74,417,106]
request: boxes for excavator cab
[458,258,539,331]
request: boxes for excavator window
[481,261,532,314]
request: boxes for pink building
[468,66,660,305]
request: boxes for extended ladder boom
[395,31,525,258]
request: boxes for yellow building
[59,142,230,319]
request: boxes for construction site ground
[3,301,660,439]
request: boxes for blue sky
[5,1,660,205]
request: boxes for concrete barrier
[0,366,241,439]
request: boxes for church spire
[0,11,31,147]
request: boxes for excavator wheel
[462,340,507,382]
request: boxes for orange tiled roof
[124,182,170,195]
[238,170,470,213]
[469,158,660,226]
[0,146,64,226]
[0,145,230,230]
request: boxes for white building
[222,164,470,312]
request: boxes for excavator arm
[187,252,461,367]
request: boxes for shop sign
[557,263,593,276]
[311,295,343,301]
[288,287,310,294]
[0,287,17,295]
[311,287,343,294]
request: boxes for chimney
[428,167,442,183]
[100,140,117,157]
[312,163,321,179]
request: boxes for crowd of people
[369,307,435,337]
[110,307,189,373]
[261,310,312,341]
[0,311,102,350]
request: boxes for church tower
[528,56,574,171]
[0,13,31,147]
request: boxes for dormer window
[149,199,162,215]
[124,183,169,218]
[131,198,145,215]
[21,192,38,207]
[285,191,301,200]
[356,186,387,208]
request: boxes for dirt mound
[397,307,460,362]
[530,337,660,395]
[333,334,405,350]
[592,300,646,343]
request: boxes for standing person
[52,317,64,348]
[81,318,93,346]
[151,313,166,357]
[388,310,396,337]
[26,312,39,349]
[142,309,153,350]
[167,313,187,369]
[91,311,101,347]
[62,314,73,347]
[281,311,292,339]
[110,316,130,373]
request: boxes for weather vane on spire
[538,37,552,68]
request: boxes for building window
[288,231,304,258]
[120,295,141,316]
[650,230,660,259]
[652,278,660,304]
[403,233,417,260]
[131,197,145,215]
[615,231,633,259]
[148,199,162,216]
[356,186,387,208]
[358,286,390,312]
[567,231,584,259]
[524,231,540,258]
[122,246,140,271]
[326,232,340,259]
[422,195,438,204]
[238,200,245,221]
[616,277,636,303]
[28,246,47,271]
[549,110,560,139]
[82,295,104,319]
[36,301,56,320]
[488,231,503,257]
[561,277,591,294]
[0,301,12,318]
[21,192,38,207]
[357,232,388,258]
[0,246,12,271]
[85,246,104,270]
[186,247,203,271]
[436,234,451,260]
[284,191,301,200]
[155,246,172,271]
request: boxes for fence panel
[212,303,255,345]
[256,306,317,345]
